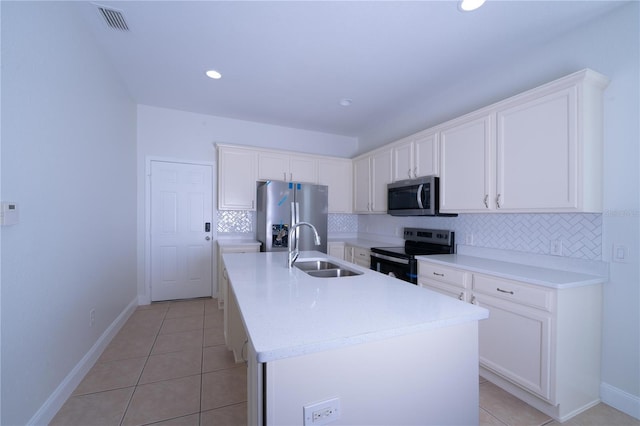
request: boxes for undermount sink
[294,260,342,271]
[294,259,362,278]
[307,268,362,278]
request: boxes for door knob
[205,236,211,241]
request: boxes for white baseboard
[600,382,640,420]
[27,298,138,426]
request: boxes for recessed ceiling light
[459,0,486,12]
[339,98,353,107]
[205,70,222,79]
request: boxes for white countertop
[416,254,607,289]
[217,238,261,247]
[223,251,488,363]
[328,237,397,249]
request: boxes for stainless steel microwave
[387,176,452,216]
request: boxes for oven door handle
[416,184,424,209]
[370,252,410,265]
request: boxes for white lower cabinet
[418,262,469,301]
[343,244,370,268]
[218,241,260,360]
[226,279,248,363]
[217,241,260,310]
[418,259,603,422]
[472,283,553,401]
[327,241,345,260]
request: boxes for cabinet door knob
[496,194,502,209]
[483,194,489,208]
[471,296,477,305]
[458,292,464,301]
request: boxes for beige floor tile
[136,302,171,311]
[201,366,247,411]
[480,407,508,426]
[73,357,147,395]
[160,315,204,335]
[99,334,156,363]
[121,374,201,426]
[204,309,224,328]
[200,402,248,426]
[117,320,162,341]
[480,381,552,426]
[203,345,237,373]
[129,307,168,324]
[556,402,640,426]
[50,387,134,426]
[204,298,219,313]
[152,329,203,354]
[204,326,226,347]
[150,413,200,426]
[165,301,205,319]
[139,348,203,384]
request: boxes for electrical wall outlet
[550,239,563,256]
[612,244,628,263]
[303,397,341,426]
[465,233,474,245]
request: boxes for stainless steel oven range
[370,228,455,284]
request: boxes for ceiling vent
[96,5,129,31]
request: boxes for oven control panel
[403,228,453,245]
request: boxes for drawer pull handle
[458,292,464,301]
[433,272,444,277]
[496,287,514,295]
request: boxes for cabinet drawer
[473,274,553,311]
[419,262,467,288]
[419,279,468,302]
[353,247,370,260]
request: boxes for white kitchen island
[222,250,489,426]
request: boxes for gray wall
[1,2,137,424]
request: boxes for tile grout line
[119,304,170,426]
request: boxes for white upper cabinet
[218,145,257,210]
[218,144,350,213]
[439,112,494,212]
[257,151,318,183]
[392,130,439,182]
[439,69,609,213]
[353,147,392,214]
[353,155,371,213]
[317,158,352,213]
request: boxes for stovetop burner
[370,228,455,259]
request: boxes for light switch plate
[612,244,628,263]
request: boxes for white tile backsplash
[359,213,602,260]
[216,210,602,261]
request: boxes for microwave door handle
[416,184,424,209]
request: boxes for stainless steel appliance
[370,228,455,284]
[256,181,328,253]
[387,176,454,217]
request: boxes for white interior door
[150,161,213,301]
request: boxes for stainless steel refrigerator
[256,181,328,253]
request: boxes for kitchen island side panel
[264,321,479,426]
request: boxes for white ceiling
[76,1,625,153]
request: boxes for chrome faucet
[288,221,321,268]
